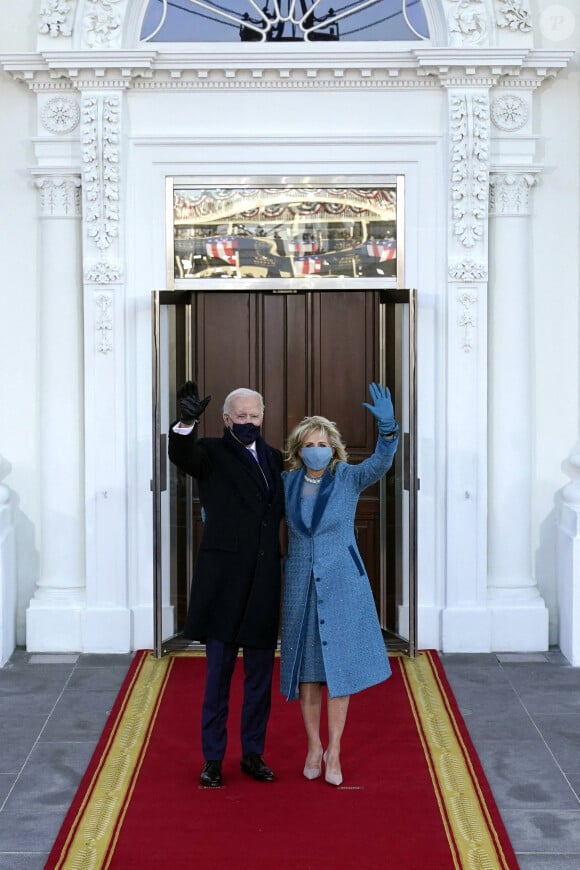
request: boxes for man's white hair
[223,388,265,415]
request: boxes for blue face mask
[301,446,332,471]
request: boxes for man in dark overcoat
[168,381,284,788]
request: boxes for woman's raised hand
[362,382,398,436]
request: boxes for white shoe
[323,750,343,787]
[303,751,323,780]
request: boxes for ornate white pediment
[1,47,573,91]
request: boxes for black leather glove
[177,381,211,425]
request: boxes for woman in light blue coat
[280,383,399,786]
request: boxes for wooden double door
[154,287,412,653]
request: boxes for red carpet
[46,650,519,869]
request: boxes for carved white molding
[449,259,487,281]
[2,50,574,93]
[447,0,488,47]
[85,260,122,282]
[496,0,532,34]
[95,292,113,353]
[40,94,81,133]
[457,290,477,352]
[132,73,442,91]
[449,91,489,249]
[34,175,82,217]
[83,0,126,49]
[490,93,529,129]
[81,93,121,251]
[39,0,74,38]
[489,171,535,215]
[492,77,543,91]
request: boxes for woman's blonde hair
[285,415,348,472]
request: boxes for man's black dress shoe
[240,754,275,782]
[200,759,222,787]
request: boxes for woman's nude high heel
[303,751,323,780]
[323,750,343,787]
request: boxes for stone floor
[0,647,579,869]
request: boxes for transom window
[169,182,401,288]
[141,0,429,43]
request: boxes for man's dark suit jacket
[168,426,285,649]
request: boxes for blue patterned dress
[297,482,326,683]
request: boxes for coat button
[315,577,320,582]
[320,619,325,625]
[322,641,328,646]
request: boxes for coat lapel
[223,430,268,490]
[255,438,275,491]
[286,468,335,535]
[286,471,308,534]
[310,471,334,533]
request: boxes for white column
[26,174,86,651]
[487,171,549,650]
[80,91,131,652]
[441,86,492,652]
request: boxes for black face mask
[230,422,261,445]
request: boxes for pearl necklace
[304,473,322,485]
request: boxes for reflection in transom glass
[172,187,397,281]
[142,0,428,42]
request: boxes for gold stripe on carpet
[400,651,511,870]
[54,651,174,870]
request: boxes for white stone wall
[533,0,580,664]
[530,9,580,645]
[0,0,41,647]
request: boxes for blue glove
[362,382,399,436]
